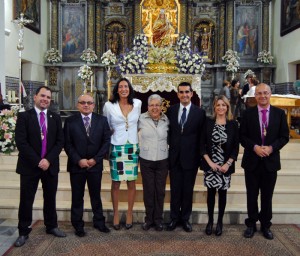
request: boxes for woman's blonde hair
[213,95,233,120]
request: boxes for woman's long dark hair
[109,77,134,105]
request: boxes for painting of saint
[152,9,175,48]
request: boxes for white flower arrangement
[45,48,62,64]
[222,49,240,73]
[100,49,117,66]
[81,48,98,63]
[148,47,176,64]
[244,69,256,79]
[175,34,205,75]
[118,34,148,74]
[0,107,19,154]
[257,50,274,64]
[78,64,93,81]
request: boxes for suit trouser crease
[140,158,168,225]
[244,161,277,229]
[169,164,198,222]
[70,171,105,230]
[18,172,58,236]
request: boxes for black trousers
[18,171,58,236]
[169,164,198,222]
[140,157,168,225]
[70,171,105,230]
[244,161,277,229]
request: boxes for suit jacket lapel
[30,109,41,140]
[89,113,97,137]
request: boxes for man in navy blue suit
[240,83,289,240]
[64,93,111,237]
[166,82,206,232]
[14,86,65,247]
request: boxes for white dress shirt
[103,98,142,145]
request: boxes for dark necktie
[261,109,268,145]
[84,116,90,136]
[180,107,187,133]
[40,112,47,158]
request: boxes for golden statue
[152,9,175,48]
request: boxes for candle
[11,91,16,102]
[91,76,94,92]
[45,80,48,87]
[7,91,12,102]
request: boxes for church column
[225,0,234,51]
[262,0,270,51]
[50,0,59,49]
[95,1,102,57]
[133,0,142,35]
[87,0,95,50]
[218,1,226,62]
[179,1,188,33]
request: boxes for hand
[38,159,50,171]
[87,158,96,169]
[254,145,270,157]
[220,163,229,173]
[78,159,90,168]
[209,163,222,172]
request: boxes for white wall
[4,1,49,81]
[0,1,5,97]
[272,1,300,83]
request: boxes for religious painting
[142,0,178,47]
[60,3,86,62]
[194,20,215,63]
[281,0,300,36]
[13,0,41,34]
[234,2,262,59]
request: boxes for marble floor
[0,219,18,255]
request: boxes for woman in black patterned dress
[200,95,239,236]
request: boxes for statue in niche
[111,29,119,55]
[194,23,214,62]
[200,27,212,58]
[107,32,113,52]
[152,9,175,48]
[119,31,126,54]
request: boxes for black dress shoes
[243,226,257,238]
[75,229,86,237]
[166,220,177,231]
[95,225,110,233]
[205,222,213,235]
[46,228,66,237]
[155,223,163,231]
[261,227,274,240]
[113,224,121,231]
[215,223,223,236]
[182,221,192,232]
[125,223,133,230]
[142,222,152,231]
[14,235,28,247]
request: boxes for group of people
[13,78,289,248]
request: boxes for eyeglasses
[255,91,270,96]
[148,104,161,108]
[179,90,191,94]
[78,101,94,105]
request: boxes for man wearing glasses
[166,82,206,232]
[64,94,111,237]
[240,83,289,240]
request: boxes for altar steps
[0,140,299,224]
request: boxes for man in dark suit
[166,82,206,232]
[64,94,111,237]
[240,83,289,240]
[14,86,65,247]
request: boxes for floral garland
[222,49,240,73]
[100,49,117,66]
[244,69,256,79]
[118,34,148,74]
[148,47,176,64]
[175,34,205,75]
[81,48,98,63]
[0,106,19,154]
[45,48,62,64]
[257,50,274,64]
[78,64,93,81]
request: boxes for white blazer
[103,98,142,145]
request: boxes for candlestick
[45,80,48,87]
[11,91,16,102]
[7,91,12,102]
[91,76,94,92]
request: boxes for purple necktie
[83,116,90,136]
[261,109,267,145]
[40,112,47,158]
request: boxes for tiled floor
[0,219,18,255]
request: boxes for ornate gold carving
[134,1,141,35]
[49,67,58,86]
[161,98,170,113]
[146,63,178,73]
[51,0,58,49]
[219,3,225,61]
[262,2,269,50]
[87,0,95,49]
[227,2,233,50]
[95,2,102,58]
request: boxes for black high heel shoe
[113,224,121,230]
[215,222,223,236]
[205,222,213,235]
[125,223,133,230]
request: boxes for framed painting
[281,0,300,36]
[13,0,41,34]
[234,1,262,60]
[60,3,86,62]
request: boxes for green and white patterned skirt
[109,143,139,181]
